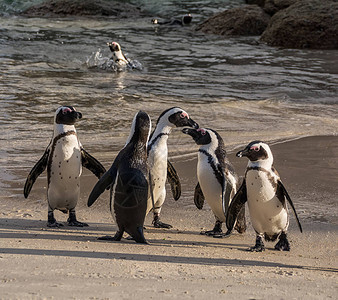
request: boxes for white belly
[197,156,225,222]
[246,170,288,236]
[48,135,82,210]
[146,143,168,213]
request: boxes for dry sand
[0,136,337,299]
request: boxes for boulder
[21,0,141,17]
[246,0,300,15]
[260,0,338,49]
[195,5,270,36]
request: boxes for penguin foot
[68,220,89,227]
[213,230,232,239]
[98,235,116,241]
[249,235,265,252]
[47,221,64,228]
[274,232,290,251]
[152,216,172,229]
[200,229,222,236]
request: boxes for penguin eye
[251,146,260,152]
[197,128,206,135]
[180,112,189,119]
[62,107,72,114]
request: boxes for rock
[246,0,301,15]
[260,0,338,49]
[21,0,141,17]
[195,5,270,36]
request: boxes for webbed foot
[68,220,89,227]
[274,232,290,251]
[213,230,232,238]
[47,221,64,228]
[200,220,222,236]
[152,215,172,229]
[249,235,265,252]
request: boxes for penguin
[152,14,192,26]
[107,41,130,67]
[182,127,246,237]
[147,107,199,228]
[226,141,303,251]
[24,106,106,227]
[88,111,152,244]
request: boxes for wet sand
[0,136,337,299]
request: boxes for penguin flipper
[167,160,181,201]
[88,166,117,207]
[23,149,49,198]
[226,179,247,232]
[277,180,303,233]
[81,148,106,179]
[194,182,204,209]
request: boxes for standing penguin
[88,111,152,244]
[147,107,199,228]
[107,41,130,67]
[24,106,106,227]
[182,128,246,236]
[226,141,303,251]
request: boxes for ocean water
[0,1,337,218]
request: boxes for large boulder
[260,0,338,49]
[21,0,142,17]
[246,0,300,15]
[195,5,270,36]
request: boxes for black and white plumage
[183,128,246,237]
[88,111,152,244]
[151,14,192,26]
[24,106,106,227]
[226,141,302,251]
[107,41,130,67]
[147,107,199,228]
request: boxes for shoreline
[0,135,337,299]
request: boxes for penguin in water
[226,141,303,251]
[107,41,130,67]
[182,128,246,237]
[24,106,106,227]
[151,14,192,26]
[88,111,152,244]
[147,107,199,228]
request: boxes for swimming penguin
[88,111,152,244]
[226,141,303,251]
[107,41,130,67]
[24,106,106,227]
[182,128,246,237]
[147,107,199,228]
[151,14,192,26]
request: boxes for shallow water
[0,1,337,222]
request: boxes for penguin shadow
[0,218,116,242]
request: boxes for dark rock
[195,5,270,36]
[263,0,300,15]
[21,0,141,17]
[260,0,338,49]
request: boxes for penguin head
[107,41,126,63]
[125,111,152,147]
[236,141,273,163]
[182,128,212,145]
[157,107,199,129]
[182,14,192,25]
[55,106,82,125]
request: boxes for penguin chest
[148,142,168,193]
[246,170,288,235]
[48,135,82,208]
[197,155,224,221]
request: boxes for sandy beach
[0,135,337,299]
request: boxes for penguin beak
[182,128,199,139]
[188,118,199,129]
[76,112,82,119]
[236,148,248,158]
